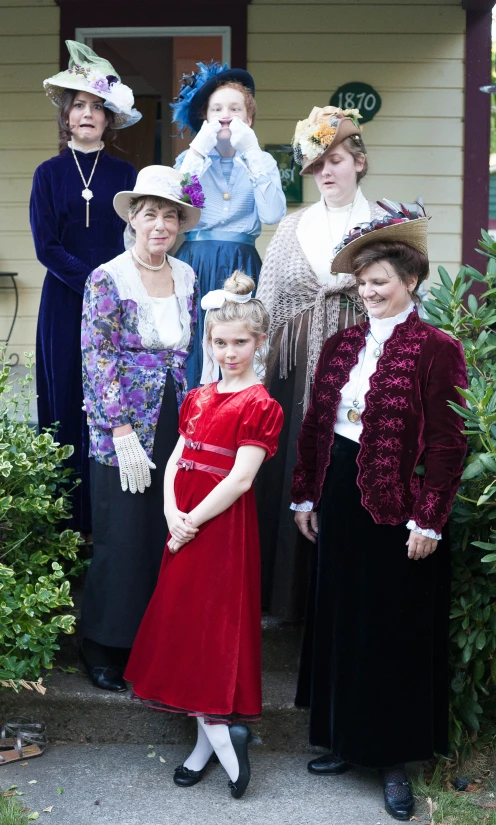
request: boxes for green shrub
[0,355,83,683]
[423,231,496,758]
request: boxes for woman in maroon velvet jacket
[291,204,468,822]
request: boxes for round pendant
[222,192,230,201]
[82,188,93,202]
[373,346,382,358]
[347,408,360,424]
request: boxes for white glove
[229,117,260,155]
[113,431,156,494]
[190,119,222,158]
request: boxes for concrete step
[0,621,308,752]
[1,743,429,825]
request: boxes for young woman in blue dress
[171,62,286,387]
[30,41,140,533]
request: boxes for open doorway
[76,28,229,170]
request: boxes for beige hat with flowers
[292,106,364,175]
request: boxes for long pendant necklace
[71,146,101,228]
[346,331,382,424]
[131,247,167,271]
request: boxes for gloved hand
[113,431,156,494]
[190,119,222,158]
[229,117,260,155]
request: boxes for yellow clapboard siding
[0,121,57,150]
[0,178,37,203]
[0,150,52,175]
[0,35,58,64]
[0,92,55,120]
[249,5,464,34]
[0,64,58,92]
[249,33,463,62]
[0,232,37,261]
[0,287,40,317]
[0,0,55,6]
[250,61,464,91]
[0,262,45,290]
[258,117,463,147]
[0,5,58,34]
[0,206,32,232]
[365,147,462,177]
[0,317,37,347]
[256,90,463,119]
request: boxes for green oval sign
[330,82,382,124]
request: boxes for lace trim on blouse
[104,250,194,351]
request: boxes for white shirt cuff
[406,520,441,541]
[290,500,314,512]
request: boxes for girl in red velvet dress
[125,272,283,799]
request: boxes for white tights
[183,717,239,782]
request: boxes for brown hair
[201,81,257,125]
[57,88,118,152]
[342,134,368,183]
[352,241,429,293]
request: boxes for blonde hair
[185,272,269,436]
[205,271,269,368]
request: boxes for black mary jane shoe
[173,754,217,787]
[227,724,255,799]
[78,646,127,693]
[307,753,351,775]
[380,770,414,821]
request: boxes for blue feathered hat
[171,61,255,136]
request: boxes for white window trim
[76,26,231,66]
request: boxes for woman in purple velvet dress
[30,41,140,533]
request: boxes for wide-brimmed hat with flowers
[171,61,255,136]
[43,40,141,129]
[331,199,429,274]
[292,105,364,175]
[113,166,204,233]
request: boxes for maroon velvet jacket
[291,311,468,534]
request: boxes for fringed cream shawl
[256,200,386,410]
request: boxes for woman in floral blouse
[80,165,202,692]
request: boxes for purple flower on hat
[180,174,205,208]
[106,75,119,87]
[90,77,110,93]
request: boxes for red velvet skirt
[124,468,262,723]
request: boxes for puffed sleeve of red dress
[236,393,284,460]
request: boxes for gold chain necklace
[70,145,102,228]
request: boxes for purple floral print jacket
[82,250,198,467]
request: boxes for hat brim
[113,191,201,234]
[300,118,362,175]
[331,217,429,274]
[188,68,255,134]
[43,78,136,129]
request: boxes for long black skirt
[295,433,451,768]
[80,373,179,648]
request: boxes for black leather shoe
[307,753,351,775]
[228,724,254,799]
[78,646,127,692]
[380,769,414,821]
[173,762,208,787]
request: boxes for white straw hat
[43,40,141,129]
[113,166,204,233]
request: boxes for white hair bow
[199,289,253,385]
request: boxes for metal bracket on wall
[0,273,19,366]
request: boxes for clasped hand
[166,509,198,554]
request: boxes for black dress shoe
[307,753,351,775]
[228,724,254,799]
[78,646,127,692]
[379,769,414,821]
[173,763,207,787]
